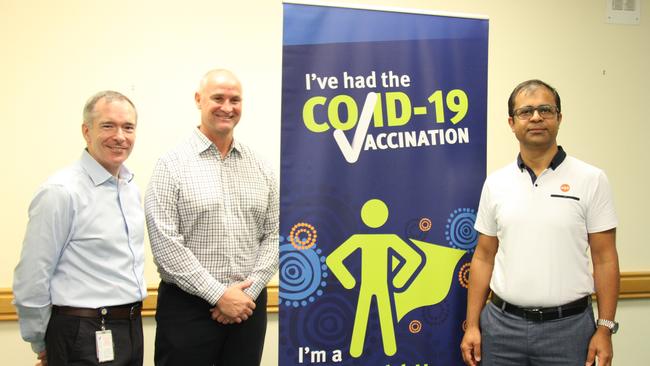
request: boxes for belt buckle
[525,308,544,321]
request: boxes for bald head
[198,69,242,95]
[195,69,243,144]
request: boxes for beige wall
[1,0,648,364]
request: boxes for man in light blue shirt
[13,90,146,366]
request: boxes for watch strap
[596,318,618,334]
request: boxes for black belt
[491,293,589,321]
[53,302,142,320]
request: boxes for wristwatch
[597,319,619,334]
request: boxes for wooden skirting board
[1,272,648,321]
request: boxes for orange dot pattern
[289,222,318,250]
[408,320,422,334]
[458,262,471,289]
[419,218,432,232]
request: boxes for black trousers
[154,281,268,366]
[45,310,143,366]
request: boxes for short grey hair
[82,90,137,128]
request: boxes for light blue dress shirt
[13,150,146,353]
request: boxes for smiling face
[195,70,242,143]
[82,98,137,176]
[508,85,562,151]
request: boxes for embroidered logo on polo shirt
[560,184,570,192]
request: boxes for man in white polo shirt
[460,79,620,366]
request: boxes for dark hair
[83,90,137,127]
[507,79,561,117]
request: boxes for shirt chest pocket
[545,193,586,230]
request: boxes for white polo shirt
[474,148,617,307]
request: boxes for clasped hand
[210,280,256,324]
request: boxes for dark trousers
[154,281,268,366]
[45,310,143,366]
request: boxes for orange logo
[561,184,570,192]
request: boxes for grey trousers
[480,301,596,365]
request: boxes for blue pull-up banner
[279,3,488,365]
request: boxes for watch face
[611,322,619,334]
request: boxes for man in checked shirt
[145,69,279,366]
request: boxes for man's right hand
[460,326,482,366]
[213,280,255,323]
[35,350,47,366]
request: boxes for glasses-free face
[513,104,559,120]
[82,99,137,176]
[196,77,242,142]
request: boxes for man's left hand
[585,327,613,366]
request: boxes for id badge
[95,329,115,363]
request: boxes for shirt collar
[517,145,567,172]
[81,149,134,185]
[191,127,242,158]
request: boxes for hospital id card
[95,329,115,363]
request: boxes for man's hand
[212,280,255,324]
[460,326,482,366]
[210,306,236,324]
[585,327,613,366]
[35,350,47,366]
